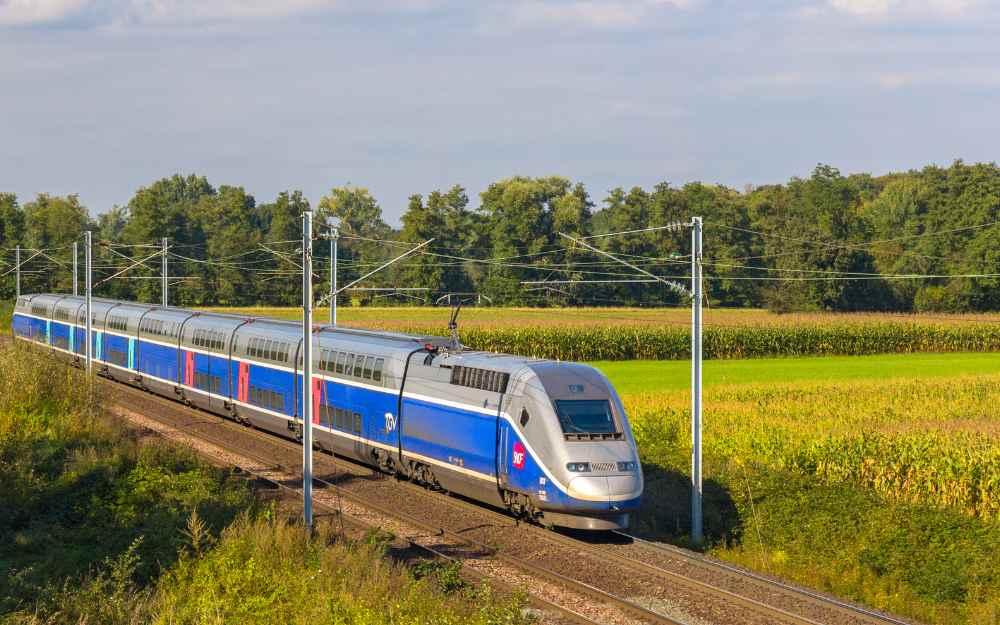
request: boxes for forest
[3,160,1000,312]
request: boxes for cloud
[507,0,698,29]
[0,0,446,26]
[824,0,978,17]
[0,0,92,25]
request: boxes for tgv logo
[512,441,526,470]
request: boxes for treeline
[3,160,1000,311]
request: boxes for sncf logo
[512,441,526,470]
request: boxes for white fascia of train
[12,293,644,531]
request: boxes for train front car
[404,349,643,531]
[502,361,643,530]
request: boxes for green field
[594,352,1000,394]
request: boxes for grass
[593,351,1000,394]
[0,343,531,625]
[608,355,1000,625]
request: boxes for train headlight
[616,461,638,472]
[566,462,591,472]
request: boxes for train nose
[568,474,642,506]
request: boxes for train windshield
[553,400,617,434]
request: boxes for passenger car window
[362,356,373,380]
[335,352,346,374]
[373,358,384,382]
[353,354,364,377]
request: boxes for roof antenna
[448,300,463,350]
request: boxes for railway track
[5,339,918,625]
[146,420,608,625]
[111,384,682,625]
[109,380,916,625]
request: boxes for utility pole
[73,242,78,296]
[15,245,20,298]
[329,224,338,325]
[690,216,703,545]
[161,237,168,307]
[302,208,314,530]
[85,231,93,374]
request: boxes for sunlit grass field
[594,352,1000,394]
[600,354,1000,625]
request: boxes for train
[11,293,643,530]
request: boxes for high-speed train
[11,293,643,530]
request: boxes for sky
[1,0,998,225]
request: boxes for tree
[193,186,259,306]
[22,194,91,295]
[257,191,309,306]
[317,186,391,302]
[121,175,215,304]
[0,193,24,299]
[478,176,574,304]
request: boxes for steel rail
[613,531,914,625]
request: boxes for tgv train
[12,293,643,530]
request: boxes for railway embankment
[0,344,532,625]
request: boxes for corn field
[205,307,1000,360]
[623,375,1000,520]
[456,323,1000,361]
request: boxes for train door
[209,349,223,410]
[497,421,509,489]
[183,350,195,389]
[128,337,136,371]
[237,361,249,404]
[312,377,323,424]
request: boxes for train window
[553,400,617,435]
[263,339,273,360]
[450,365,510,394]
[353,413,361,434]
[520,408,530,427]
[372,358,384,382]
[335,352,347,374]
[352,354,364,377]
[362,356,373,380]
